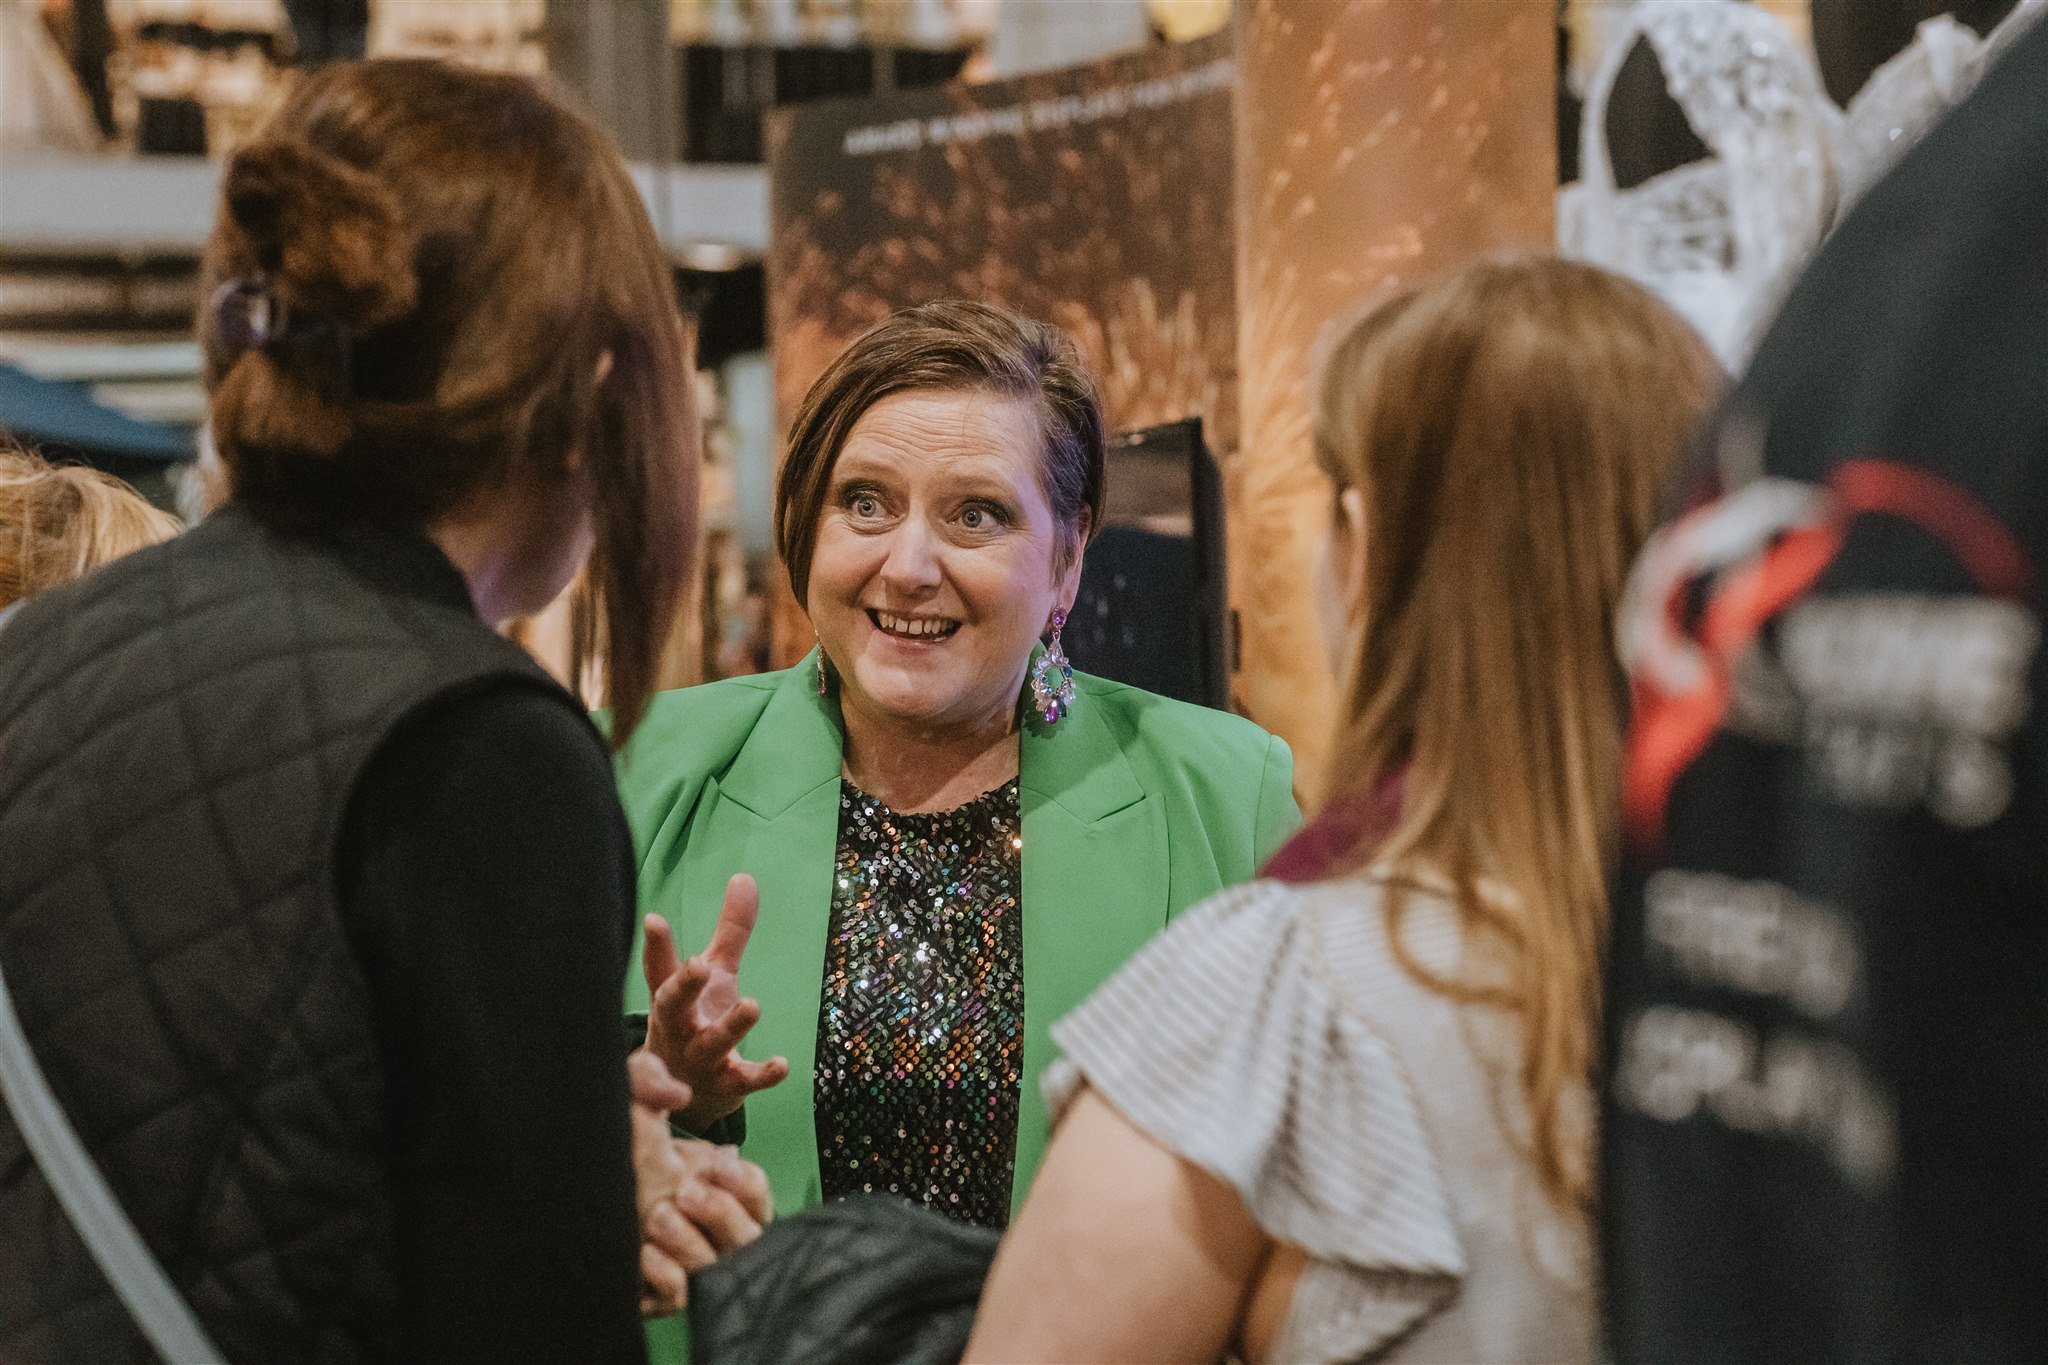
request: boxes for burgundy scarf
[1261,765,1408,884]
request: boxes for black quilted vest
[0,505,572,1364]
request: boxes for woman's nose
[877,517,944,593]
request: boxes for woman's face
[808,387,1081,738]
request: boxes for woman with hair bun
[0,60,755,1364]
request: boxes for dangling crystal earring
[815,630,830,696]
[1029,609,1076,724]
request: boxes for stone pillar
[1232,0,1556,799]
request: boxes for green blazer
[614,651,1298,1220]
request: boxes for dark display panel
[1065,418,1229,712]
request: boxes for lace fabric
[1566,0,2048,370]
[1561,0,1838,368]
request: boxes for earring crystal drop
[815,634,829,696]
[1030,609,1076,724]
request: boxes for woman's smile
[868,608,962,643]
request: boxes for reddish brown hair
[774,301,1104,606]
[199,59,697,743]
[1314,256,1722,1217]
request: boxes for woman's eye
[851,495,881,518]
[962,507,985,529]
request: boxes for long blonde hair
[0,447,183,609]
[1314,256,1721,1216]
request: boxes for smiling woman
[612,301,1300,1354]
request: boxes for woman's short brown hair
[774,301,1104,605]
[198,58,696,743]
[0,446,183,608]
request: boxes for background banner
[768,9,1556,796]
[1233,0,1557,792]
[765,32,1239,672]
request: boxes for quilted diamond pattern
[0,509,557,1364]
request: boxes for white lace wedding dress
[1561,0,2045,370]
[1559,0,1839,368]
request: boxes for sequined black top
[814,777,1025,1230]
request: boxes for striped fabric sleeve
[1044,879,1465,1363]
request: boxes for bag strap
[0,955,226,1364]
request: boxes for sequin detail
[815,777,1024,1230]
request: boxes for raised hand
[643,873,791,1132]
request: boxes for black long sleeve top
[335,683,647,1365]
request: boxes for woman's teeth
[871,610,959,640]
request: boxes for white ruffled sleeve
[1043,880,1465,1363]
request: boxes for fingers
[702,1145,774,1225]
[649,955,711,1038]
[642,913,682,997]
[647,1199,721,1272]
[675,1181,764,1255]
[627,1048,692,1116]
[639,1243,688,1317]
[726,1054,790,1097]
[630,1094,688,1218]
[691,996,763,1058]
[674,1140,772,1226]
[703,874,760,972]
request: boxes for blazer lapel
[1013,678,1170,1208]
[680,654,842,1212]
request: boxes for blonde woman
[0,446,182,626]
[967,257,1723,1363]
